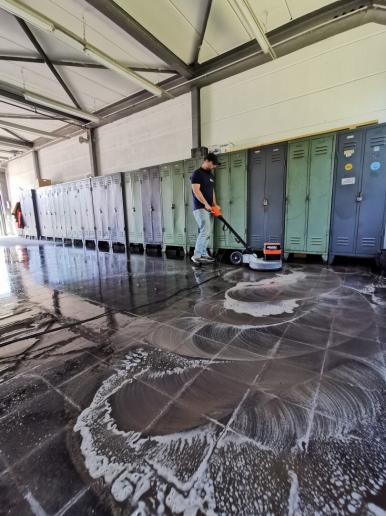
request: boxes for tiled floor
[0,237,385,515]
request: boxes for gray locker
[248,144,287,249]
[124,170,144,245]
[78,179,95,243]
[36,186,54,239]
[20,188,39,238]
[141,166,162,245]
[53,184,66,239]
[91,173,126,246]
[67,182,83,241]
[330,124,386,260]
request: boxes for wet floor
[0,237,385,515]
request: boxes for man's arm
[192,184,211,211]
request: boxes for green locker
[284,134,336,261]
[124,170,144,245]
[214,151,247,250]
[184,158,200,250]
[160,161,186,248]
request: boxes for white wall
[96,93,192,174]
[201,24,386,149]
[38,135,91,183]
[6,153,36,205]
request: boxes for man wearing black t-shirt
[190,153,221,264]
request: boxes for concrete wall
[38,135,91,183]
[6,153,36,206]
[201,24,386,149]
[96,93,192,175]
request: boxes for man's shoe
[191,254,203,264]
[201,255,215,263]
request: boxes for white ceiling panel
[19,0,169,67]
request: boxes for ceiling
[0,0,384,162]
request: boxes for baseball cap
[205,153,221,165]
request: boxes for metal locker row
[330,123,386,261]
[160,161,186,249]
[248,144,287,249]
[284,134,336,262]
[20,188,39,238]
[214,151,247,250]
[91,173,126,248]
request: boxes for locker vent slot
[271,153,282,162]
[310,237,323,246]
[336,237,349,246]
[253,157,263,164]
[314,145,328,155]
[361,238,376,248]
[232,159,243,166]
[289,237,301,245]
[292,149,305,159]
[369,136,386,147]
[343,143,356,150]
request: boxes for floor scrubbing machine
[211,206,282,271]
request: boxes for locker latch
[356,192,363,202]
[263,199,268,207]
[132,207,136,212]
[171,203,175,209]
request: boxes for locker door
[330,130,364,256]
[74,183,84,240]
[66,184,75,239]
[214,154,230,248]
[265,145,287,244]
[79,179,94,241]
[109,174,125,243]
[285,140,309,252]
[150,167,162,244]
[171,162,185,246]
[356,124,386,256]
[92,177,109,241]
[160,165,174,244]
[126,171,144,244]
[229,151,247,248]
[56,185,64,238]
[184,158,200,248]
[306,135,335,255]
[248,148,266,249]
[141,169,153,243]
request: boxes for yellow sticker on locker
[345,163,353,171]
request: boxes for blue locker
[330,123,386,260]
[248,144,287,249]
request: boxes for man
[190,153,220,264]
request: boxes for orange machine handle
[211,205,222,217]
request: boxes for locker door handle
[263,199,268,207]
[132,208,136,212]
[150,207,154,212]
[356,192,363,202]
[305,195,310,202]
[171,204,175,209]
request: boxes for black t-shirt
[191,167,214,210]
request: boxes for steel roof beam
[193,0,212,65]
[84,0,193,78]
[16,17,82,109]
[0,55,176,74]
[0,87,88,123]
[0,136,32,148]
